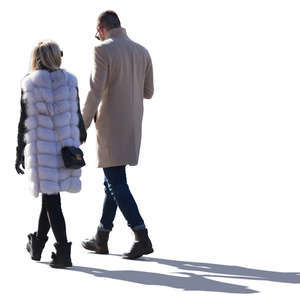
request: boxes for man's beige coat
[82,27,154,168]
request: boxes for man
[81,11,154,259]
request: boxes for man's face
[96,25,106,41]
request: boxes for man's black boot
[122,229,153,260]
[82,228,110,254]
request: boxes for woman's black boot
[26,232,48,261]
[50,242,72,268]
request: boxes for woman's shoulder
[22,69,78,91]
[21,72,34,91]
[21,70,52,91]
[61,69,78,87]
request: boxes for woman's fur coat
[22,69,82,197]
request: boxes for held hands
[15,155,25,175]
[80,132,87,145]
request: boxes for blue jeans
[99,165,146,232]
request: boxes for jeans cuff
[132,223,146,231]
[98,224,111,232]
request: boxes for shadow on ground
[41,255,300,293]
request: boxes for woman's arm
[76,87,87,144]
[15,90,27,174]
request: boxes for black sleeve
[76,87,87,143]
[16,89,27,162]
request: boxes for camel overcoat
[82,27,154,168]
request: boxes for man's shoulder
[99,37,149,51]
[94,39,120,61]
[95,39,114,50]
[94,38,151,61]
[129,39,151,59]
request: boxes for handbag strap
[44,102,65,147]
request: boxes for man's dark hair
[98,10,121,30]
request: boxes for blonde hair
[30,40,62,72]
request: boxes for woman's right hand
[15,155,25,175]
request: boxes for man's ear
[100,27,107,36]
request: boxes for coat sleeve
[16,90,27,162]
[144,52,154,99]
[76,87,87,143]
[82,46,108,130]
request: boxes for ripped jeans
[99,165,146,232]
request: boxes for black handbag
[44,101,86,169]
[61,146,85,169]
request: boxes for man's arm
[82,46,108,129]
[144,52,154,99]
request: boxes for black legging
[37,193,68,243]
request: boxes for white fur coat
[22,69,82,198]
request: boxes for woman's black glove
[15,154,25,175]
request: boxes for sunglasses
[95,31,100,40]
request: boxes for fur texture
[22,69,81,197]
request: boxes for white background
[1,0,300,299]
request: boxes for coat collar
[106,27,128,39]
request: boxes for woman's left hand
[15,155,25,175]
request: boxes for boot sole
[50,265,73,269]
[50,263,73,269]
[82,242,109,254]
[122,248,154,260]
[95,249,109,255]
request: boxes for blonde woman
[15,40,87,268]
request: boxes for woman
[15,40,87,268]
